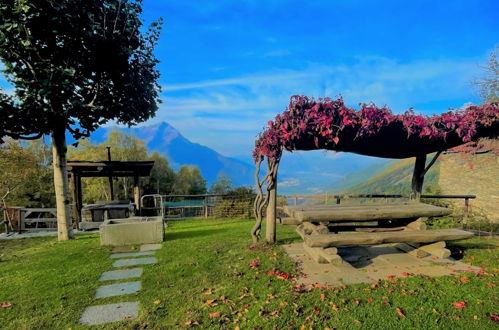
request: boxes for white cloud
[156,54,486,155]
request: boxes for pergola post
[133,175,140,214]
[411,154,427,200]
[265,161,279,244]
[265,184,277,243]
[70,172,82,227]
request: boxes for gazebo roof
[66,160,154,177]
[254,96,499,161]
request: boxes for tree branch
[423,150,443,175]
[4,131,43,140]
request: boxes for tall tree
[0,139,37,229]
[172,166,207,195]
[143,151,176,195]
[209,175,233,194]
[0,1,162,240]
[474,48,499,104]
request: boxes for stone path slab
[95,281,141,298]
[140,243,162,251]
[99,268,143,281]
[113,257,157,268]
[110,251,155,259]
[79,302,139,325]
[112,246,135,253]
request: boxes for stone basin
[100,216,164,246]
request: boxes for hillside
[332,140,499,222]
[333,157,441,196]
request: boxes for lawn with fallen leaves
[0,218,497,329]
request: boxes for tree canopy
[254,96,499,161]
[172,166,207,195]
[0,0,162,141]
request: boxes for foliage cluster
[0,0,162,141]
[0,139,54,208]
[254,96,499,161]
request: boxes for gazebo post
[133,175,140,214]
[70,172,82,227]
[411,153,427,200]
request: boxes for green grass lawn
[0,218,497,329]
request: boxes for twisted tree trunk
[51,126,74,240]
[252,155,280,243]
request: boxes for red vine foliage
[253,96,499,162]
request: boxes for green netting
[163,200,215,208]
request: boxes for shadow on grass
[448,239,497,250]
[166,228,229,241]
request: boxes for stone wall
[438,143,499,223]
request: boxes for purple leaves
[253,96,499,162]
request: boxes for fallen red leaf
[1,302,12,308]
[209,312,220,318]
[459,277,469,283]
[314,307,321,313]
[387,275,396,279]
[249,260,260,268]
[396,308,406,317]
[248,245,257,251]
[320,294,326,301]
[453,301,466,309]
[367,298,374,303]
[490,314,499,323]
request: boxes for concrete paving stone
[140,243,162,251]
[95,281,141,298]
[110,251,154,259]
[113,257,157,267]
[112,246,135,253]
[99,268,143,281]
[79,302,139,325]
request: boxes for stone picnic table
[281,202,473,264]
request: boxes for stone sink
[100,216,164,246]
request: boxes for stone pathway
[79,243,162,326]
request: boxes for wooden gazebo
[252,96,499,243]
[67,160,154,224]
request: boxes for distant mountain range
[80,122,255,187]
[73,121,389,193]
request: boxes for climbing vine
[253,96,499,161]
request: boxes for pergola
[252,96,499,243]
[67,160,154,225]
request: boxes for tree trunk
[411,154,427,200]
[51,127,74,240]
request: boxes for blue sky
[141,0,497,156]
[1,0,497,159]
